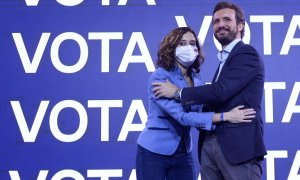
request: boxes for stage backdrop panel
[1,0,300,179]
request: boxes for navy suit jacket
[181,41,267,165]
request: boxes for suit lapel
[212,41,245,82]
[212,63,221,82]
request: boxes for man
[152,1,267,180]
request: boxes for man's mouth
[217,28,229,34]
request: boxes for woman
[136,27,255,180]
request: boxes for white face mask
[175,45,199,67]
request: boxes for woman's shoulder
[149,67,172,80]
[192,69,202,79]
[153,67,170,74]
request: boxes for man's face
[213,8,243,46]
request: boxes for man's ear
[238,23,244,32]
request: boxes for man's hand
[152,80,178,98]
[225,105,256,123]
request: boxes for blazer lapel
[224,41,244,64]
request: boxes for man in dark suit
[152,1,267,179]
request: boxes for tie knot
[217,50,228,62]
[217,50,224,61]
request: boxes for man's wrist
[174,88,182,100]
[220,112,224,122]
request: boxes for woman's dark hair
[213,1,245,38]
[156,27,204,73]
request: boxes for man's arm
[153,45,262,107]
[149,69,213,130]
[150,70,255,128]
[181,46,262,106]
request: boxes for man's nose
[218,20,226,27]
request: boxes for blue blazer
[137,66,214,155]
[181,41,267,164]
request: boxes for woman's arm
[150,69,255,130]
[149,69,214,130]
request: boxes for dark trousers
[136,143,196,180]
[200,135,262,180]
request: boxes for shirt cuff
[179,88,183,99]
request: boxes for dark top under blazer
[181,41,267,165]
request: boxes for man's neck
[222,37,241,50]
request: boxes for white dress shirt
[215,39,241,81]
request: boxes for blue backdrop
[1,0,300,179]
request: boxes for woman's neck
[176,62,189,77]
[176,62,193,87]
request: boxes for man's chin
[215,33,228,40]
[217,38,231,46]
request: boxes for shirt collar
[223,39,241,53]
[217,39,241,62]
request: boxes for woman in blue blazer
[136,27,255,180]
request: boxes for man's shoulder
[233,42,259,55]
[235,41,256,50]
